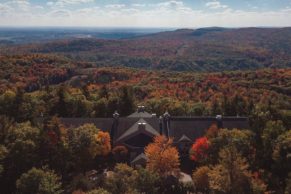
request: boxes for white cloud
[282,7,291,12]
[206,1,228,9]
[76,7,99,15]
[132,4,146,8]
[62,0,93,3]
[6,0,31,11]
[47,0,94,7]
[47,2,54,6]
[0,3,11,16]
[0,1,291,27]
[49,9,71,17]
[156,1,185,10]
[0,3,10,11]
[105,4,126,9]
[0,0,43,19]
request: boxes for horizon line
[0,25,290,29]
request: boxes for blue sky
[0,0,291,27]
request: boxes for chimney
[138,122,146,131]
[113,111,119,119]
[163,111,171,137]
[159,116,163,135]
[216,115,223,129]
[111,110,119,144]
[163,111,170,120]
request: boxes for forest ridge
[1,27,291,72]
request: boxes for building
[58,106,249,166]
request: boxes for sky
[0,0,291,27]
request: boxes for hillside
[2,27,291,72]
[0,54,290,123]
[1,29,291,194]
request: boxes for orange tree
[95,131,111,156]
[144,135,180,177]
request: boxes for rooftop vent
[216,115,223,128]
[138,122,146,131]
[216,115,222,120]
[137,105,145,113]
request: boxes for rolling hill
[1,27,291,71]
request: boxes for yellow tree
[208,145,267,194]
[145,135,180,177]
[67,124,111,171]
[192,166,210,192]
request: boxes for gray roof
[127,111,153,118]
[116,118,160,143]
[116,118,159,138]
[36,115,249,147]
[178,134,192,142]
[168,116,249,142]
[57,117,160,143]
[131,153,148,165]
[169,117,215,142]
[222,117,249,129]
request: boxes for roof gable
[131,153,148,166]
[178,134,192,142]
[127,111,153,118]
[116,118,160,143]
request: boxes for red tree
[190,137,210,162]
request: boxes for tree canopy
[145,135,180,177]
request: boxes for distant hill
[0,27,167,44]
[1,27,291,72]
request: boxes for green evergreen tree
[56,85,68,117]
[119,86,135,116]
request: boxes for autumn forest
[0,27,290,194]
